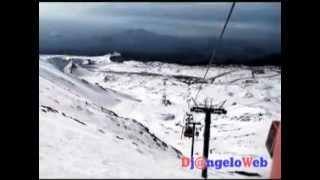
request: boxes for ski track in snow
[39,54,281,178]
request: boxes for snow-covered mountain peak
[40,54,281,178]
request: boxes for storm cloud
[39,2,281,65]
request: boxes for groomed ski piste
[39,53,281,178]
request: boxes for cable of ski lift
[181,2,235,140]
[193,2,236,103]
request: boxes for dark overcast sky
[39,2,281,65]
[39,2,280,38]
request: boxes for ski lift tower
[190,101,227,179]
[162,78,171,106]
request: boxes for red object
[271,122,281,179]
[266,121,281,179]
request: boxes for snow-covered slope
[39,54,281,178]
[39,55,196,178]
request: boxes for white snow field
[39,54,281,179]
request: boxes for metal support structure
[190,105,227,179]
[189,122,201,159]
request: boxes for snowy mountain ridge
[39,54,281,178]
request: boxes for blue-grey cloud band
[39,2,281,65]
